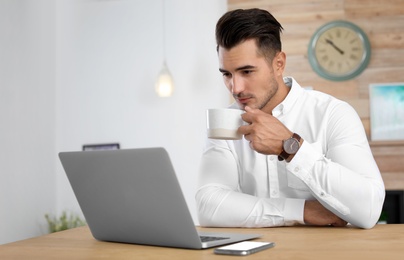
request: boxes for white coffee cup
[206,108,245,140]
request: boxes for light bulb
[155,62,174,97]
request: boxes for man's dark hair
[215,8,283,61]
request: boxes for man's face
[218,39,283,114]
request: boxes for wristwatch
[278,133,302,162]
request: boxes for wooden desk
[1,225,403,259]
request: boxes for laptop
[59,147,260,249]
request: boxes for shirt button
[294,167,300,172]
[272,190,278,196]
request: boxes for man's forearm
[304,200,347,227]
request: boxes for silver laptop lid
[59,147,260,249]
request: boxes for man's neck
[261,80,290,115]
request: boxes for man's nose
[230,76,244,95]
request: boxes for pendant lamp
[155,0,174,97]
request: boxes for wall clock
[308,20,371,81]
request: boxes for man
[196,8,385,229]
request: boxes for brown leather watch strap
[278,150,289,162]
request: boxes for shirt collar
[273,77,303,116]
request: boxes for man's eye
[222,72,231,77]
[243,70,252,75]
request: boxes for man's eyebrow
[219,65,256,73]
[235,65,256,71]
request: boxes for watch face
[308,21,371,81]
[284,138,300,154]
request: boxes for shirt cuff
[283,198,305,226]
[288,140,322,170]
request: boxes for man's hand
[304,200,348,227]
[238,106,292,155]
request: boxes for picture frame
[82,143,120,151]
[369,82,404,141]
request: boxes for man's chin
[240,103,260,110]
[236,102,247,110]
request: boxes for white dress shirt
[196,77,385,229]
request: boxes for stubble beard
[256,77,279,111]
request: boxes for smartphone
[214,241,275,256]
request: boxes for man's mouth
[236,97,251,104]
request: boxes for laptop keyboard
[200,236,229,242]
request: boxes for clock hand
[325,39,344,55]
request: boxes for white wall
[0,0,57,244]
[0,0,228,244]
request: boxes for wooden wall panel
[370,141,404,190]
[228,0,404,138]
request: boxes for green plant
[378,211,388,224]
[45,211,86,233]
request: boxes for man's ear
[273,51,286,76]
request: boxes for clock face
[308,21,371,81]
